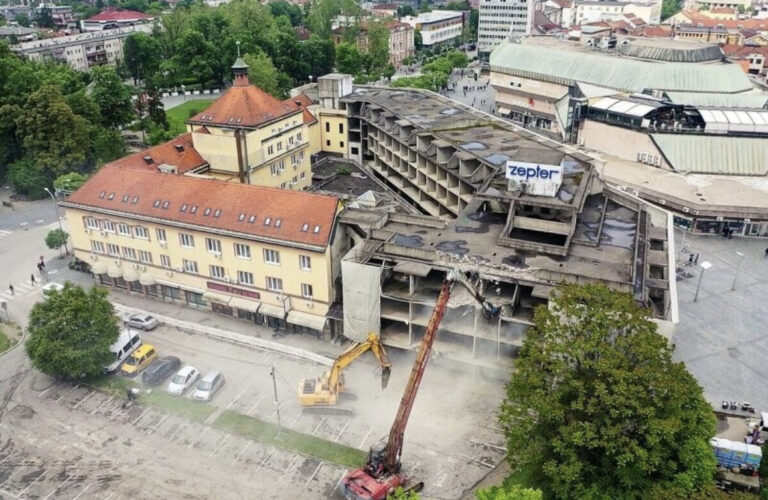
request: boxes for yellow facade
[65,207,337,328]
[319,112,349,155]
[188,112,312,190]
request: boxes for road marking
[0,488,22,499]
[38,382,61,398]
[71,482,93,500]
[17,467,49,495]
[311,417,326,436]
[231,442,252,465]
[358,427,373,449]
[0,465,26,487]
[304,462,323,489]
[187,425,210,448]
[91,396,113,414]
[148,414,170,434]
[458,453,494,469]
[0,229,11,239]
[54,384,80,403]
[288,412,302,427]
[334,420,352,442]
[168,420,192,443]
[42,473,72,499]
[131,408,151,426]
[209,433,231,456]
[255,447,276,471]
[248,395,266,416]
[225,388,247,410]
[72,390,95,409]
[329,472,346,498]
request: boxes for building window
[301,283,313,298]
[277,142,283,151]
[299,255,311,271]
[266,276,283,292]
[234,243,251,259]
[85,217,99,230]
[160,255,171,268]
[264,249,280,265]
[237,271,254,285]
[179,233,194,248]
[280,182,287,189]
[138,250,152,263]
[90,240,105,254]
[107,244,120,257]
[206,238,222,254]
[102,220,116,233]
[340,141,344,148]
[326,140,331,146]
[134,226,149,239]
[268,145,274,155]
[300,172,306,179]
[182,259,198,274]
[297,132,302,142]
[118,223,131,236]
[122,247,137,260]
[270,164,280,176]
[156,228,167,243]
[351,147,359,155]
[338,123,344,134]
[185,291,206,307]
[325,122,330,132]
[209,265,225,279]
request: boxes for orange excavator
[341,270,499,499]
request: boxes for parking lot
[1,324,507,499]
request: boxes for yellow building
[61,164,346,336]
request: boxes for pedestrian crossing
[45,219,70,232]
[0,280,39,302]
[0,229,10,240]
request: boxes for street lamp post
[693,261,712,302]
[43,187,67,254]
[731,251,745,291]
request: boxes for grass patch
[503,461,551,499]
[0,322,20,353]
[90,375,215,422]
[166,99,214,136]
[214,409,367,468]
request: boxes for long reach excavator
[341,270,499,499]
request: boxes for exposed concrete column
[408,274,415,347]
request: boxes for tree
[336,42,365,75]
[244,50,281,97]
[145,84,168,130]
[304,35,335,80]
[35,7,54,28]
[123,32,162,83]
[45,228,69,256]
[89,65,135,129]
[7,158,48,199]
[15,85,90,177]
[389,487,420,499]
[476,484,542,500]
[366,20,391,70]
[396,5,415,17]
[268,0,304,26]
[414,29,423,51]
[26,284,120,379]
[54,172,88,193]
[661,0,682,20]
[14,13,30,27]
[499,283,717,500]
[175,30,217,85]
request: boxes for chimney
[174,144,184,152]
[143,155,153,164]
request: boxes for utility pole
[270,363,281,430]
[694,261,712,302]
[43,187,67,254]
[731,251,745,291]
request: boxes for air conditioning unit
[682,207,690,213]
[159,241,167,247]
[658,199,666,205]
[85,228,91,234]
[212,251,222,259]
[166,270,173,277]
[176,266,184,273]
[114,259,121,265]
[90,253,97,260]
[100,230,107,236]
[140,265,147,271]
[223,276,231,283]
[132,263,140,269]
[306,297,314,308]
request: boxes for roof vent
[294,100,303,107]
[174,144,184,152]
[157,164,177,174]
[143,155,153,164]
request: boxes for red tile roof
[189,84,301,129]
[673,11,768,30]
[64,166,339,249]
[86,8,153,21]
[373,3,397,9]
[106,133,207,174]
[283,93,318,125]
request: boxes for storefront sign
[506,161,563,197]
[207,281,261,300]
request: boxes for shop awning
[229,296,260,312]
[139,273,156,286]
[203,291,231,304]
[107,264,123,278]
[259,302,286,319]
[287,310,327,331]
[91,261,108,274]
[122,268,139,282]
[497,106,511,116]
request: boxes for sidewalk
[109,292,336,366]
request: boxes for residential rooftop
[12,24,152,52]
[106,133,207,175]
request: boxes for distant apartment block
[12,24,153,71]
[332,20,414,67]
[81,8,156,32]
[478,0,533,55]
[402,10,465,46]
[573,0,661,25]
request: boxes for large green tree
[244,50,281,97]
[499,283,716,499]
[89,65,135,128]
[26,284,120,379]
[123,32,163,83]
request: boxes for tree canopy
[45,228,69,256]
[26,284,120,379]
[499,283,716,499]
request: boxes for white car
[41,282,64,298]
[193,371,225,402]
[125,313,159,331]
[167,366,199,396]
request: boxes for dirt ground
[0,325,508,499]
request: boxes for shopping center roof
[651,135,768,176]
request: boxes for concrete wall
[320,113,348,155]
[342,243,382,342]
[578,120,672,170]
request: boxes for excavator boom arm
[327,332,390,391]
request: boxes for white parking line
[311,417,326,436]
[231,442,252,465]
[17,467,49,495]
[168,420,192,443]
[288,412,302,427]
[131,408,151,426]
[334,420,352,442]
[247,395,266,416]
[329,472,346,498]
[209,433,231,456]
[304,462,323,489]
[255,447,276,472]
[0,465,25,488]
[38,383,61,399]
[55,384,80,403]
[71,482,93,500]
[225,388,247,410]
[91,396,113,415]
[358,427,373,449]
[187,425,210,448]
[0,488,22,500]
[148,414,170,434]
[42,473,72,500]
[72,391,95,409]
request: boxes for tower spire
[231,41,250,87]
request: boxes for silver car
[125,313,159,331]
[193,371,225,402]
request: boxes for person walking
[31,274,36,285]
[8,284,13,295]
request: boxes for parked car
[193,371,225,402]
[168,366,199,396]
[125,313,159,331]
[103,328,141,374]
[141,356,181,386]
[120,344,157,377]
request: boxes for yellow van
[120,344,157,377]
